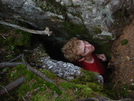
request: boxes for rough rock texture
[55,0,134,39]
[0,0,134,43]
[42,57,81,80]
[29,44,81,80]
[0,0,51,29]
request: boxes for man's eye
[84,48,86,52]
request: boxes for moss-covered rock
[0,25,32,53]
[121,39,128,45]
[0,63,111,101]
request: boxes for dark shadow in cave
[31,34,69,62]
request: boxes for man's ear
[78,57,85,62]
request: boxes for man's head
[62,37,95,62]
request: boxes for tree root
[0,20,52,36]
[0,62,24,69]
[24,62,63,91]
[0,76,25,95]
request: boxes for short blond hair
[62,37,81,62]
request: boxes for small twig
[22,97,26,101]
[0,85,9,95]
[0,33,9,36]
[110,57,134,65]
[0,20,52,36]
[5,97,12,101]
[1,35,6,39]
[110,59,127,65]
[0,86,14,101]
[24,62,56,84]
[22,87,42,101]
[0,76,25,95]
[8,54,23,62]
[21,55,63,91]
[0,62,24,69]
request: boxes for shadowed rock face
[56,0,134,35]
[0,0,51,29]
[1,0,134,44]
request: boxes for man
[62,37,109,80]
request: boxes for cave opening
[31,34,69,62]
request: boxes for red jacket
[77,53,107,77]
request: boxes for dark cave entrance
[31,34,111,73]
[31,34,69,62]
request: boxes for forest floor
[109,14,134,98]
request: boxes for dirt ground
[110,14,134,95]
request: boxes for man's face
[76,40,95,57]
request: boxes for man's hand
[96,54,107,61]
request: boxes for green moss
[44,82,62,95]
[0,25,32,53]
[55,99,64,101]
[60,82,75,89]
[6,54,13,59]
[121,39,128,45]
[62,22,88,37]
[93,27,102,34]
[91,1,95,4]
[3,36,14,48]
[15,30,32,47]
[8,65,62,97]
[60,69,105,98]
[74,84,94,97]
[40,69,57,79]
[60,81,104,98]
[60,81,93,98]
[86,83,103,91]
[3,63,113,100]
[105,36,111,40]
[32,92,55,101]
[72,70,99,84]
[35,0,66,15]
[0,25,11,33]
[6,64,52,99]
[32,91,75,101]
